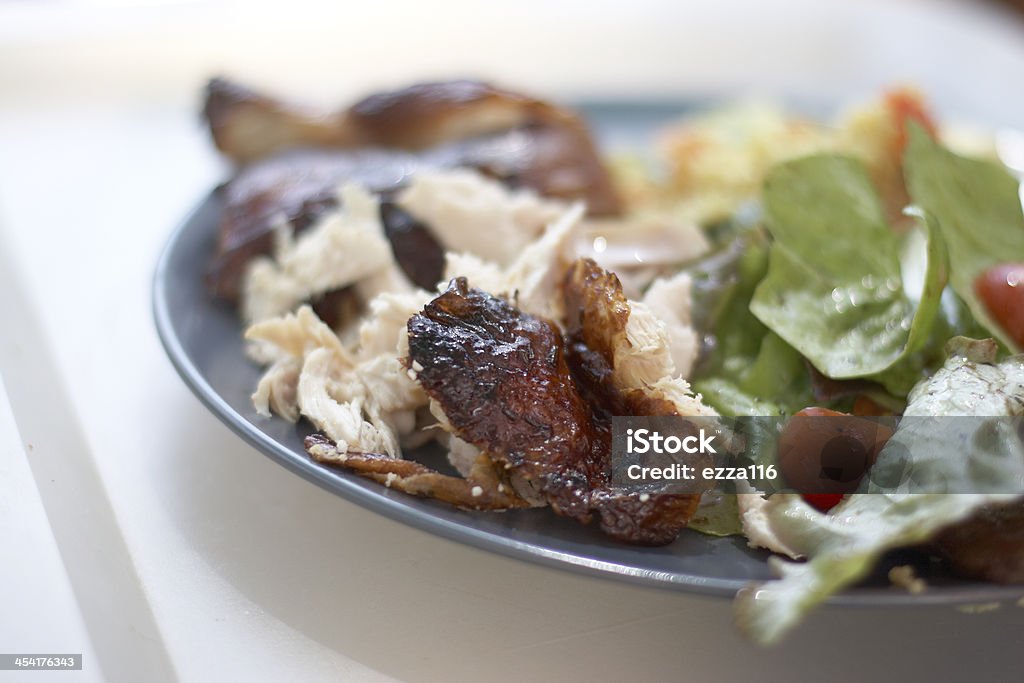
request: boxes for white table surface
[1,1,1023,681]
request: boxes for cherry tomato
[778,407,894,511]
[801,493,845,513]
[885,88,938,157]
[975,263,1024,350]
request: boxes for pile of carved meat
[205,78,713,544]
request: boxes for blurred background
[1,0,1023,119]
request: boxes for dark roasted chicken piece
[306,264,704,545]
[205,78,617,185]
[407,276,701,544]
[207,148,444,300]
[205,78,622,302]
[563,258,670,413]
[407,277,603,521]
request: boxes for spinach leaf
[750,155,947,390]
[688,231,816,418]
[686,231,808,537]
[903,124,1024,351]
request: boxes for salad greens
[693,126,1024,411]
[734,338,1024,645]
[689,233,815,418]
[688,492,743,537]
[681,126,1024,616]
[903,124,1024,352]
[750,155,947,395]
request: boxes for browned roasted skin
[204,78,621,302]
[933,501,1024,583]
[204,78,357,165]
[562,258,695,416]
[346,80,544,150]
[309,286,364,331]
[305,435,529,511]
[378,199,446,292]
[562,258,705,539]
[207,149,379,301]
[205,78,619,193]
[403,276,698,545]
[205,148,447,301]
[562,259,630,368]
[346,80,621,213]
[407,277,602,521]
[204,78,532,161]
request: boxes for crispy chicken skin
[205,78,621,214]
[207,149,405,301]
[561,259,707,540]
[204,78,357,164]
[934,501,1024,583]
[408,277,603,520]
[345,80,555,151]
[204,78,622,302]
[562,258,705,417]
[205,78,616,179]
[304,437,530,511]
[406,275,701,545]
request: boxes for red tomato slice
[801,493,845,513]
[975,264,1024,349]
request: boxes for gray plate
[153,104,1024,605]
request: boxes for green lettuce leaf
[688,229,818,418]
[734,338,1024,646]
[750,155,948,392]
[867,216,974,394]
[696,333,811,418]
[688,492,743,536]
[904,124,1024,352]
[691,231,772,379]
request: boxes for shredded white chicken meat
[243,185,400,325]
[444,202,585,322]
[574,213,710,297]
[398,169,566,265]
[641,272,700,379]
[247,297,429,458]
[251,357,301,423]
[607,281,714,417]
